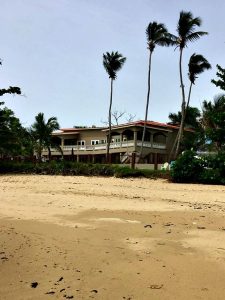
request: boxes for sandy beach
[1,175,225,299]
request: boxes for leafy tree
[169,106,201,129]
[211,65,225,91]
[202,94,225,151]
[103,51,126,162]
[31,113,60,161]
[140,22,173,159]
[0,102,26,157]
[0,86,21,97]
[168,106,204,151]
[171,11,208,157]
[0,59,21,97]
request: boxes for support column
[150,133,153,148]
[61,138,64,148]
[120,133,123,148]
[131,152,136,169]
[133,131,137,152]
[154,153,158,170]
[61,138,64,158]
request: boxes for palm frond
[103,51,126,79]
[176,11,207,48]
[186,31,208,42]
[146,22,175,50]
[188,53,211,83]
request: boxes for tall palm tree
[169,53,211,159]
[140,22,173,159]
[31,112,60,161]
[172,11,208,158]
[103,51,126,163]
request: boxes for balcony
[50,140,166,153]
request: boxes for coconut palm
[140,22,173,159]
[187,53,211,110]
[103,51,126,163]
[31,112,60,161]
[169,53,211,159]
[172,11,208,157]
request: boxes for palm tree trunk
[185,82,193,113]
[106,79,113,163]
[175,48,186,158]
[169,81,192,161]
[47,146,51,161]
[140,50,152,160]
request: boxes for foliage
[103,51,126,80]
[202,95,225,150]
[30,112,60,161]
[171,150,225,184]
[0,86,21,97]
[0,160,170,179]
[0,103,29,157]
[211,64,225,91]
[169,106,201,128]
[188,53,211,85]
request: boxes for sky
[0,0,225,128]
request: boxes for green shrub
[171,150,225,184]
[198,168,221,184]
[171,150,204,183]
[0,160,170,179]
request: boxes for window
[91,140,99,145]
[78,140,85,146]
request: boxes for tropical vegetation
[103,51,126,163]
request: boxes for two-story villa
[43,120,189,164]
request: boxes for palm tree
[103,51,126,163]
[169,53,211,159]
[140,22,173,159]
[31,112,60,161]
[172,11,208,157]
[187,53,211,110]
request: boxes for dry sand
[1,175,225,299]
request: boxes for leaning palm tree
[103,51,126,163]
[169,53,211,159]
[140,22,173,159]
[31,112,60,161]
[187,53,211,110]
[172,11,208,158]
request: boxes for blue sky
[0,0,224,128]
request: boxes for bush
[0,160,170,179]
[171,150,225,184]
[171,150,204,183]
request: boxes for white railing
[137,141,166,149]
[152,143,166,149]
[49,140,166,152]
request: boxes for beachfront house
[42,120,192,166]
